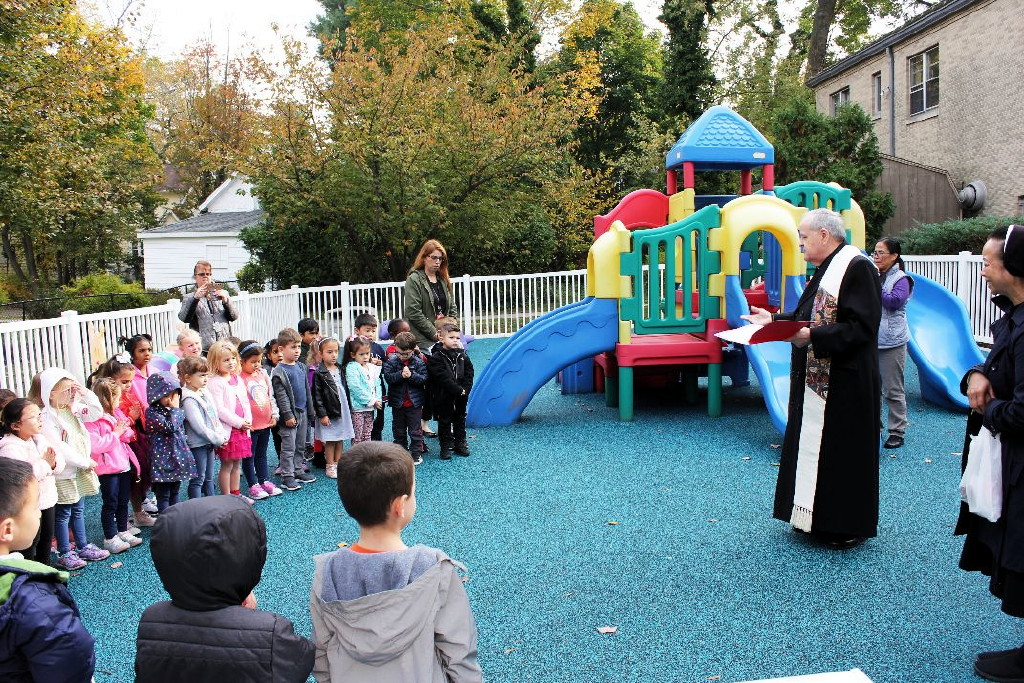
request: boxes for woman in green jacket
[404,240,459,441]
[404,240,459,353]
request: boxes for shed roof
[665,105,774,172]
[137,210,265,237]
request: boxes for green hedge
[898,216,1024,255]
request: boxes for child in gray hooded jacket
[309,442,481,683]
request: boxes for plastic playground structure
[466,106,983,432]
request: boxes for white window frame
[830,87,850,116]
[909,46,939,115]
[871,72,883,118]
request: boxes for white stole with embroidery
[790,245,868,531]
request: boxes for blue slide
[466,297,619,426]
[723,275,794,435]
[906,273,985,412]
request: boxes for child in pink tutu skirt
[206,341,254,504]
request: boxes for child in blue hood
[145,372,196,512]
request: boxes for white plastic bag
[960,426,1003,523]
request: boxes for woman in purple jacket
[873,237,913,449]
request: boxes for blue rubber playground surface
[73,337,1006,682]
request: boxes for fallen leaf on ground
[605,521,620,526]
[889,454,897,459]
[708,519,718,523]
[337,542,349,548]
[596,625,618,634]
[924,458,933,463]
[708,676,721,681]
[742,456,751,461]
[504,648,517,654]
[110,562,123,569]
[951,452,962,456]
[770,443,781,449]
[770,462,780,467]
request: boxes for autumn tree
[143,43,263,214]
[0,0,160,293]
[240,24,600,288]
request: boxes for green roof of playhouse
[665,105,774,172]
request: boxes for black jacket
[311,364,347,420]
[427,344,474,416]
[956,297,1024,579]
[135,496,315,682]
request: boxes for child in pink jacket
[85,379,143,554]
[206,341,254,503]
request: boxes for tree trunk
[805,0,839,81]
[19,228,41,295]
[0,224,31,289]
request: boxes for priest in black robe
[744,208,881,549]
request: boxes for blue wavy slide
[466,297,619,426]
[906,273,985,412]
[723,275,793,435]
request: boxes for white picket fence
[0,255,990,394]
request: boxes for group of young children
[0,311,481,681]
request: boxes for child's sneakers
[280,477,301,491]
[233,493,255,505]
[261,481,282,496]
[274,465,283,476]
[56,551,87,570]
[77,544,111,561]
[248,484,270,500]
[104,536,131,554]
[142,497,158,514]
[412,454,424,466]
[453,441,471,457]
[117,532,143,547]
[123,525,142,536]
[133,510,156,527]
[295,472,317,484]
[325,463,338,479]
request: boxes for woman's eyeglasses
[870,251,891,256]
[427,255,445,262]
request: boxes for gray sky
[92,0,667,60]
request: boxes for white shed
[137,175,264,290]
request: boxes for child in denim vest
[177,356,227,499]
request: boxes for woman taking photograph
[178,260,238,352]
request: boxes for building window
[830,87,850,116]
[909,46,939,114]
[1018,195,1024,216]
[872,72,883,117]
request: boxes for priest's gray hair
[803,208,847,244]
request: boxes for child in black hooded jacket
[135,496,314,682]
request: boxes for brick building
[807,0,1024,233]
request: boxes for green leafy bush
[899,216,1024,255]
